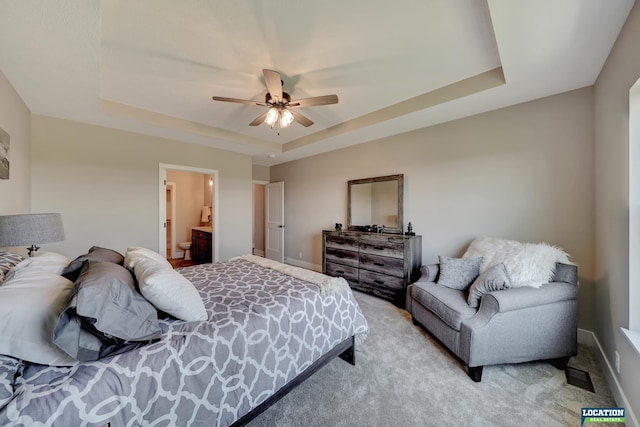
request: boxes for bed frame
[231,335,356,426]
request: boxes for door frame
[165,181,177,259]
[159,163,219,262]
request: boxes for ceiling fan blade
[290,110,314,127]
[288,94,339,108]
[212,96,268,106]
[249,111,268,126]
[263,69,283,103]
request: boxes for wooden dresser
[322,230,422,306]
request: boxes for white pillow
[0,268,77,366]
[124,246,172,270]
[133,257,207,322]
[5,251,72,280]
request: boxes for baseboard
[578,328,638,427]
[283,257,322,272]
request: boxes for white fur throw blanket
[233,254,349,294]
[462,237,572,288]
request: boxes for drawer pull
[336,255,345,258]
[373,246,384,250]
[374,279,384,285]
[374,262,385,267]
[337,270,345,274]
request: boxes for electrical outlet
[298,251,303,258]
[615,351,620,374]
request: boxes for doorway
[252,181,267,257]
[159,163,219,263]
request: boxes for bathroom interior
[165,170,214,266]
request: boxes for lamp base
[27,244,40,257]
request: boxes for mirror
[348,174,404,234]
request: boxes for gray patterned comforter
[0,258,368,427]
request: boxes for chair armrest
[417,264,439,282]
[478,282,577,315]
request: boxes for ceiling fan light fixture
[213,69,337,130]
[265,107,279,127]
[280,109,294,128]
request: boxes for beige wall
[252,164,269,182]
[594,0,640,420]
[30,116,252,260]
[0,70,31,215]
[271,87,595,323]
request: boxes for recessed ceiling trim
[282,67,505,152]
[100,99,281,152]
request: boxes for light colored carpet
[247,290,618,427]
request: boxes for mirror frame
[347,174,404,234]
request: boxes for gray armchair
[406,262,578,382]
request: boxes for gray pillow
[437,256,483,290]
[54,261,161,362]
[62,246,125,282]
[552,262,578,285]
[467,262,512,308]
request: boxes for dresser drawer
[325,247,359,267]
[358,270,404,292]
[325,235,359,252]
[325,262,359,283]
[359,240,404,259]
[359,253,404,277]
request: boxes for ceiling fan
[212,69,338,130]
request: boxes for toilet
[178,242,192,260]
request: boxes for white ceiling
[0,0,634,166]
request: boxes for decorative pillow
[437,256,483,290]
[467,262,512,308]
[552,262,578,285]
[0,251,24,283]
[6,251,72,280]
[62,246,125,282]
[124,246,171,271]
[0,268,77,366]
[463,237,572,288]
[133,257,207,322]
[54,261,162,362]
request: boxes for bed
[0,248,368,427]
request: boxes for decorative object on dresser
[322,229,422,306]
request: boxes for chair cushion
[410,281,477,331]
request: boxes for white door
[265,181,284,262]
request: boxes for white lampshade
[264,107,279,127]
[280,109,294,128]
[0,213,65,255]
